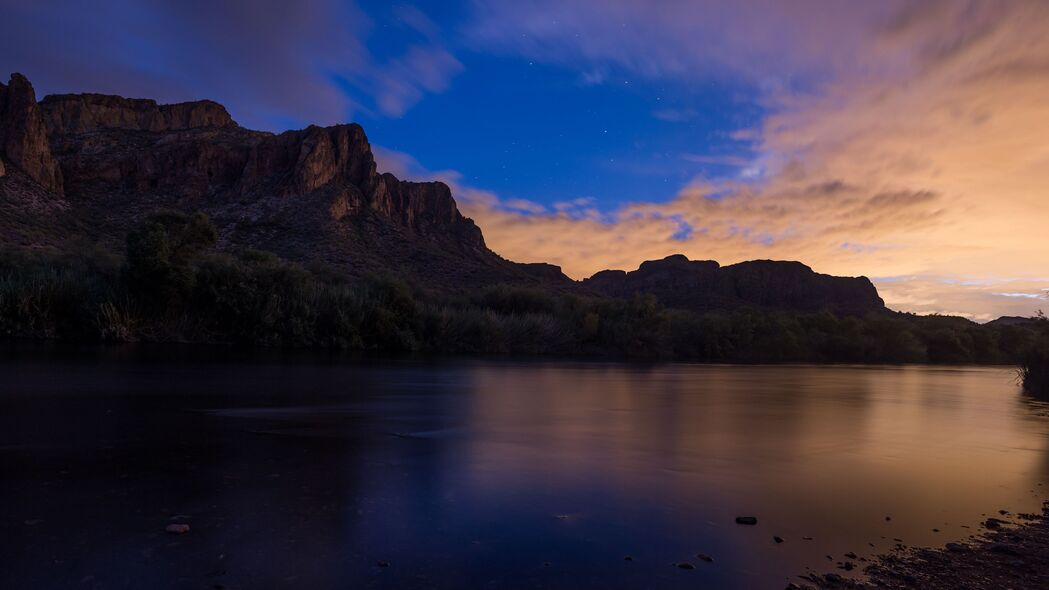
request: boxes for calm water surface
[3,350,1049,589]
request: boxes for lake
[3,349,1048,589]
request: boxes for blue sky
[314,0,767,209]
[3,0,1049,320]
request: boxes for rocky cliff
[584,254,886,315]
[0,72,555,289]
[0,72,889,313]
[0,74,63,194]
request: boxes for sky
[3,0,1049,321]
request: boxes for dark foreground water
[3,349,1049,589]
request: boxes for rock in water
[165,523,190,534]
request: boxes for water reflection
[2,353,1048,589]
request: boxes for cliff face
[0,73,539,288]
[584,254,886,315]
[38,93,482,242]
[0,74,64,195]
[0,72,889,312]
[39,93,235,133]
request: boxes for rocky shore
[800,502,1049,589]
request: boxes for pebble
[165,524,190,535]
[624,555,633,561]
[696,553,714,562]
[735,516,758,525]
[773,536,784,543]
[844,552,857,559]
[677,562,695,570]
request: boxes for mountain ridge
[2,72,886,315]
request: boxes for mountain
[0,72,571,291]
[2,72,886,316]
[584,254,885,315]
[987,316,1040,327]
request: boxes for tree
[124,211,217,310]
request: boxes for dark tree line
[2,212,1048,368]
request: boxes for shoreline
[801,501,1049,589]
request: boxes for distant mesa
[0,71,885,314]
[585,254,885,315]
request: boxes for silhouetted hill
[585,254,885,315]
[987,316,1039,327]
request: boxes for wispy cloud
[652,108,698,122]
[680,153,751,167]
[0,1,462,129]
[449,0,1049,320]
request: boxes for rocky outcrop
[584,254,885,315]
[0,74,63,195]
[1,72,557,289]
[39,93,235,134]
[0,72,888,306]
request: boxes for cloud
[466,0,908,90]
[370,46,463,117]
[441,1,1049,320]
[680,154,751,167]
[0,0,461,129]
[652,108,698,122]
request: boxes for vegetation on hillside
[2,212,1047,365]
[1018,312,1049,395]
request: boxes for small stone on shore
[773,536,784,543]
[735,516,758,525]
[696,553,713,562]
[677,562,695,570]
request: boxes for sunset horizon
[5,3,1049,589]
[5,0,1048,321]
